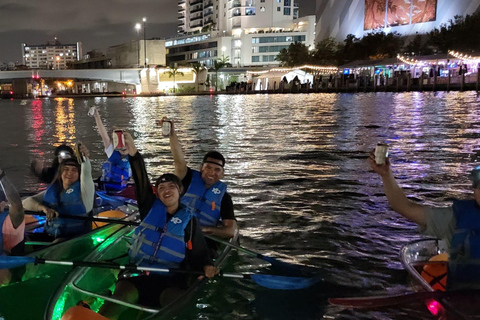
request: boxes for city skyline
[0,0,315,63]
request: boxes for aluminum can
[87,106,96,117]
[375,143,389,164]
[162,121,171,136]
[113,130,125,150]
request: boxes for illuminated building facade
[21,38,82,70]
[315,0,480,43]
[169,0,315,67]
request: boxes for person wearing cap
[161,118,237,241]
[0,168,25,256]
[98,132,217,318]
[368,151,480,290]
[30,144,74,184]
[22,144,95,239]
[91,107,132,192]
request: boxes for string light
[448,50,480,62]
[247,65,338,75]
[397,54,419,65]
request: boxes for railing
[190,6,203,13]
[190,15,203,21]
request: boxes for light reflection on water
[0,91,480,319]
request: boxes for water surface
[1,91,479,319]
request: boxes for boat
[401,238,480,319]
[0,217,138,319]
[45,228,239,320]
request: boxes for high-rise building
[21,38,82,69]
[169,0,314,67]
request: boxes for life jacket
[0,211,8,255]
[129,199,192,268]
[180,170,226,227]
[43,181,90,238]
[100,151,131,191]
[448,199,480,289]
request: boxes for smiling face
[61,164,80,189]
[157,181,181,208]
[200,157,224,188]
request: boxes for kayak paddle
[206,235,320,276]
[0,256,321,290]
[25,211,140,226]
[328,289,479,308]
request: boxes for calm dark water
[1,92,480,320]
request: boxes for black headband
[203,160,224,168]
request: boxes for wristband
[0,170,5,181]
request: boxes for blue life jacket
[449,199,480,289]
[129,199,192,268]
[43,181,90,238]
[101,151,131,191]
[0,211,8,255]
[180,170,226,227]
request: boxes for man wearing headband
[0,168,25,256]
[162,118,237,241]
[30,144,74,184]
[369,152,480,291]
[91,107,132,192]
[99,132,216,317]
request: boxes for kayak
[45,228,239,320]
[400,238,479,319]
[0,220,137,319]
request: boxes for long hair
[52,158,81,189]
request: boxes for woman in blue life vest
[368,151,480,291]
[91,106,132,192]
[22,143,95,239]
[99,132,217,318]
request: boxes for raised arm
[368,152,428,228]
[92,107,112,151]
[124,132,155,219]
[0,169,24,229]
[163,118,188,180]
[78,144,95,213]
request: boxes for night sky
[0,0,316,63]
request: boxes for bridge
[0,69,142,85]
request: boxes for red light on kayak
[426,299,443,316]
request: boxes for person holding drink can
[368,143,480,291]
[90,106,132,192]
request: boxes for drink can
[113,130,125,150]
[375,143,389,164]
[162,121,171,136]
[87,106,96,117]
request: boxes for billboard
[364,0,437,30]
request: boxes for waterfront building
[69,40,166,69]
[168,0,315,68]
[315,0,480,43]
[21,38,82,70]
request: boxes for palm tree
[213,55,231,91]
[191,62,206,92]
[165,64,184,93]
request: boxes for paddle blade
[261,255,319,276]
[250,274,321,290]
[0,256,35,269]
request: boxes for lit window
[260,6,265,11]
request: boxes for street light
[143,17,147,68]
[134,23,142,67]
